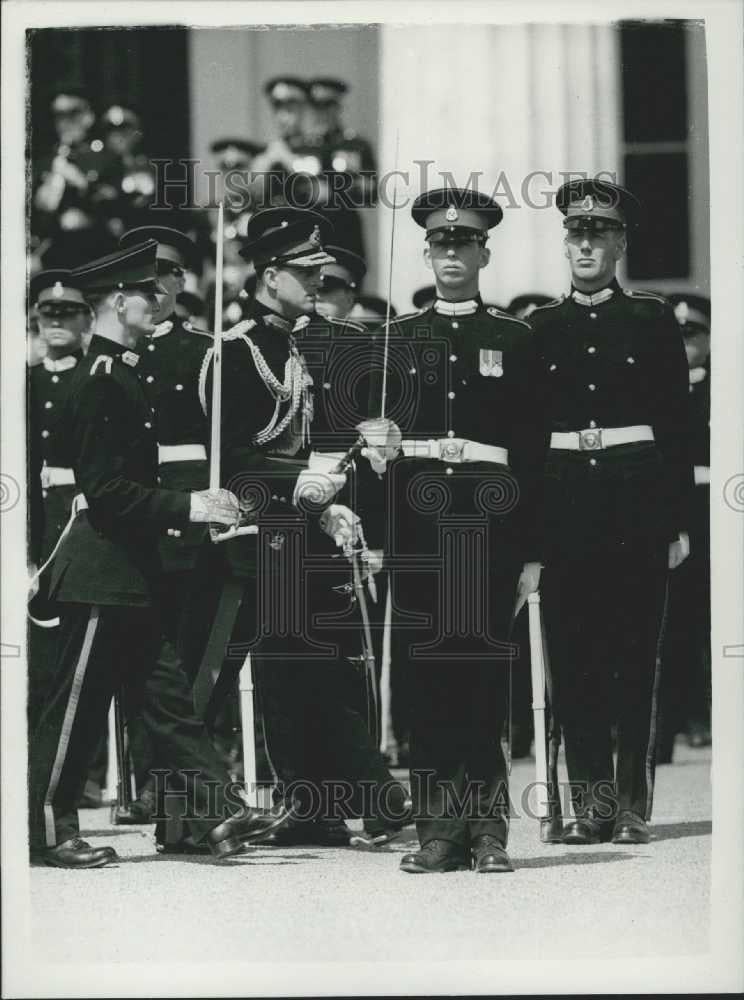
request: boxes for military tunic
[370,298,547,849]
[29,334,239,851]
[27,352,83,728]
[198,301,407,827]
[529,281,694,822]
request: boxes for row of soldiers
[27,177,705,874]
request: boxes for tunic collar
[433,297,480,316]
[570,279,620,307]
[42,353,79,373]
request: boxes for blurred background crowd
[25,21,711,799]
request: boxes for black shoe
[472,835,514,873]
[259,818,352,848]
[41,837,118,869]
[112,798,155,825]
[156,837,215,856]
[561,818,602,845]
[612,812,650,844]
[207,802,294,859]
[399,839,469,874]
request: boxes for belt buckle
[579,428,603,451]
[439,439,465,463]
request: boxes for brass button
[589,312,597,319]
[42,430,50,438]
[587,346,596,354]
[627,356,635,364]
[588,384,596,391]
[44,401,53,409]
[447,430,455,438]
[448,391,455,399]
[451,321,459,329]
[144,421,152,429]
[51,375,59,384]
[449,354,457,362]
[147,344,155,351]
[175,384,184,391]
[146,375,155,383]
[445,467,453,475]
[589,458,597,466]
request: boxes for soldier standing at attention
[529,177,693,846]
[28,240,293,869]
[366,188,546,874]
[27,270,91,732]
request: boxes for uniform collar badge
[445,206,459,222]
[121,350,140,367]
[434,298,478,316]
[571,286,614,307]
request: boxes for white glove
[293,455,347,508]
[190,488,240,526]
[319,504,360,554]
[668,531,691,570]
[514,562,543,617]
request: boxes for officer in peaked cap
[656,292,711,763]
[211,137,266,170]
[27,270,92,729]
[252,77,313,191]
[528,177,693,847]
[113,226,214,827]
[28,239,294,869]
[362,187,546,874]
[196,206,409,846]
[315,245,367,321]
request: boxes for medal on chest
[479,348,503,377]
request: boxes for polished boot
[612,811,651,844]
[207,802,294,858]
[39,838,118,869]
[399,839,469,874]
[472,835,514,873]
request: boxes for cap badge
[674,301,689,325]
[445,206,459,222]
[581,195,595,212]
[309,225,321,247]
[52,282,65,299]
[280,220,289,228]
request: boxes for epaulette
[391,307,427,323]
[153,320,173,338]
[623,288,667,303]
[531,295,566,312]
[222,318,257,341]
[89,356,113,376]
[183,320,212,338]
[327,315,365,334]
[486,306,531,328]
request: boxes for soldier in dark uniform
[27,270,91,731]
[28,239,292,868]
[657,293,711,760]
[314,245,366,322]
[251,77,316,207]
[100,105,156,235]
[364,188,546,874]
[31,92,120,267]
[108,226,214,824]
[529,177,693,846]
[197,207,409,846]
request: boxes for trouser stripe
[43,606,100,847]
[644,578,670,821]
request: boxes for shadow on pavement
[515,851,634,869]
[651,820,712,841]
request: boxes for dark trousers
[391,555,518,851]
[28,602,237,851]
[542,543,669,822]
[204,534,406,830]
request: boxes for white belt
[41,466,75,488]
[400,438,509,465]
[158,443,207,464]
[550,425,654,452]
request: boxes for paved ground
[29,740,711,968]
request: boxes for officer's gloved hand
[668,531,691,570]
[514,561,543,616]
[357,417,402,475]
[319,504,361,556]
[190,488,240,525]
[293,456,347,509]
